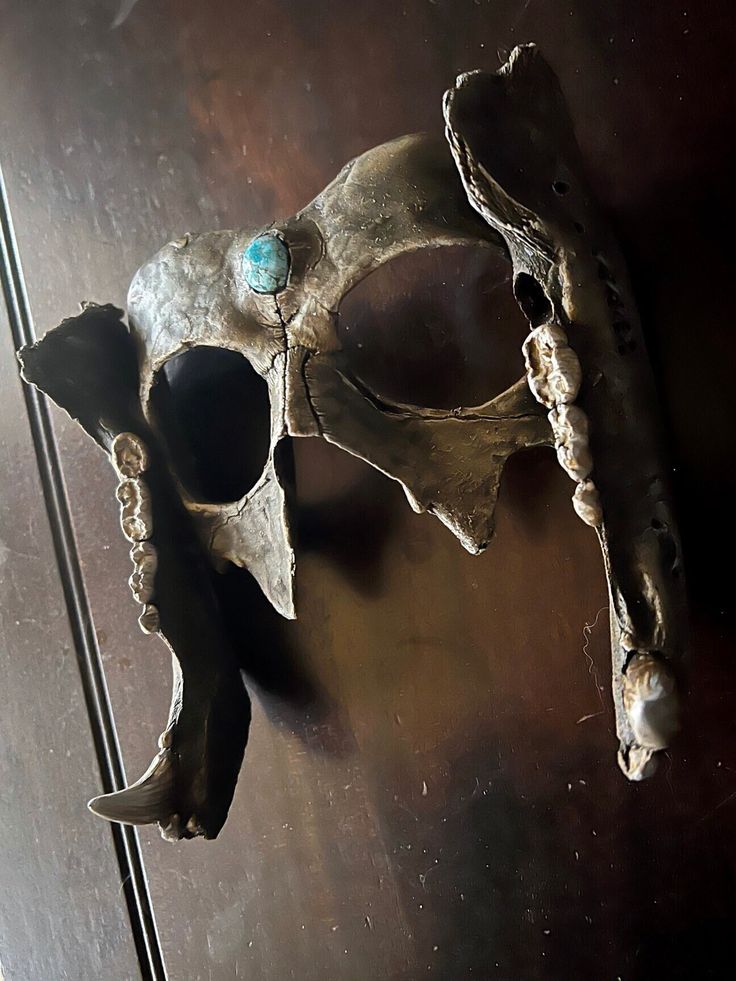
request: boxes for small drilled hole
[552,180,570,195]
[651,518,664,530]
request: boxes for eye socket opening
[336,244,528,409]
[150,346,272,504]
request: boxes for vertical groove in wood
[0,164,168,981]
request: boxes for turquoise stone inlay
[242,233,290,294]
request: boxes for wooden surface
[1,1,735,979]
[0,253,142,976]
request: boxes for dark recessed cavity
[150,346,271,504]
[657,531,679,574]
[617,341,637,355]
[514,272,553,328]
[337,245,529,408]
[650,518,679,575]
[552,180,570,195]
[612,318,636,355]
[573,221,585,234]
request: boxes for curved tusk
[88,747,175,826]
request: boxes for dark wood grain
[0,270,142,977]
[1,1,735,978]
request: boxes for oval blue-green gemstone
[242,233,290,294]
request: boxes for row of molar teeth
[129,541,158,603]
[548,404,592,481]
[111,432,160,635]
[87,436,173,831]
[522,309,676,761]
[522,319,602,527]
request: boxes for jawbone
[444,44,687,779]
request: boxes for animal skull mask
[19,45,686,840]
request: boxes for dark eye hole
[336,245,527,409]
[150,346,271,504]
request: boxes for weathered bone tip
[402,485,426,514]
[454,69,483,90]
[87,750,175,826]
[617,744,660,782]
[623,653,679,750]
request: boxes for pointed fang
[88,749,175,826]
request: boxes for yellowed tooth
[111,432,149,479]
[117,477,153,541]
[549,403,593,481]
[138,603,160,635]
[158,727,173,751]
[618,744,659,781]
[572,479,603,527]
[523,323,582,407]
[129,541,158,603]
[185,816,202,836]
[623,653,679,751]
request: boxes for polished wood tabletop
[1,2,734,978]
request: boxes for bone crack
[116,476,153,542]
[111,431,149,479]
